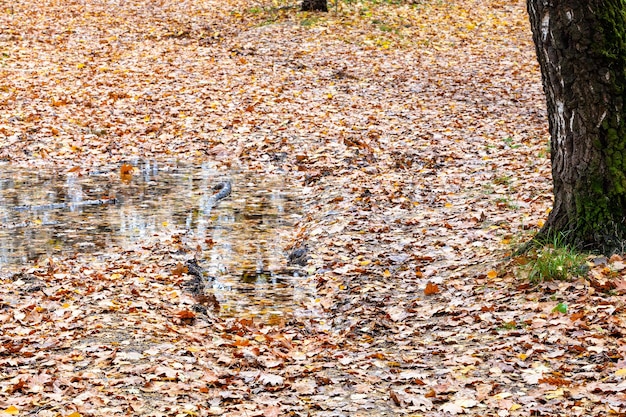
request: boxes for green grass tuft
[521,235,587,283]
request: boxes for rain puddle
[0,161,312,321]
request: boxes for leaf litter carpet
[2,0,626,416]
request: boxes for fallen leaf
[424,282,439,295]
[175,310,196,319]
[120,163,134,183]
[258,373,283,386]
[172,262,188,276]
[263,406,281,417]
[390,389,402,406]
[441,402,463,414]
[2,406,19,415]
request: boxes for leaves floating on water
[120,163,134,183]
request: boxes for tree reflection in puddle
[0,161,312,321]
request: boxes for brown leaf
[570,311,585,321]
[171,262,188,276]
[538,376,570,386]
[175,310,196,319]
[389,389,402,406]
[424,282,440,295]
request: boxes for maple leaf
[175,310,196,325]
[258,373,284,386]
[172,262,188,276]
[424,282,440,295]
[263,406,281,417]
[119,163,134,183]
[441,402,463,414]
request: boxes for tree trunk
[527,0,626,254]
[301,0,328,12]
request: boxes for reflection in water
[0,162,310,320]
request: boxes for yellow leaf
[292,351,306,360]
[383,270,391,278]
[3,405,19,415]
[77,63,85,69]
[517,353,528,360]
[510,404,522,411]
[616,368,626,376]
[493,392,512,400]
[444,203,453,208]
[360,260,371,266]
[545,388,564,400]
[537,219,545,228]
[66,412,82,417]
[487,270,498,279]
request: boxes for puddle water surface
[0,162,312,321]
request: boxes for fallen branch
[201,180,232,214]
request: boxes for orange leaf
[3,405,19,415]
[487,270,498,279]
[176,310,196,319]
[120,163,134,183]
[538,376,570,386]
[424,282,439,295]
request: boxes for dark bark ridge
[528,0,626,253]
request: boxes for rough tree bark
[527,0,626,254]
[301,0,328,12]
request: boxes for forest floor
[2,0,626,416]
